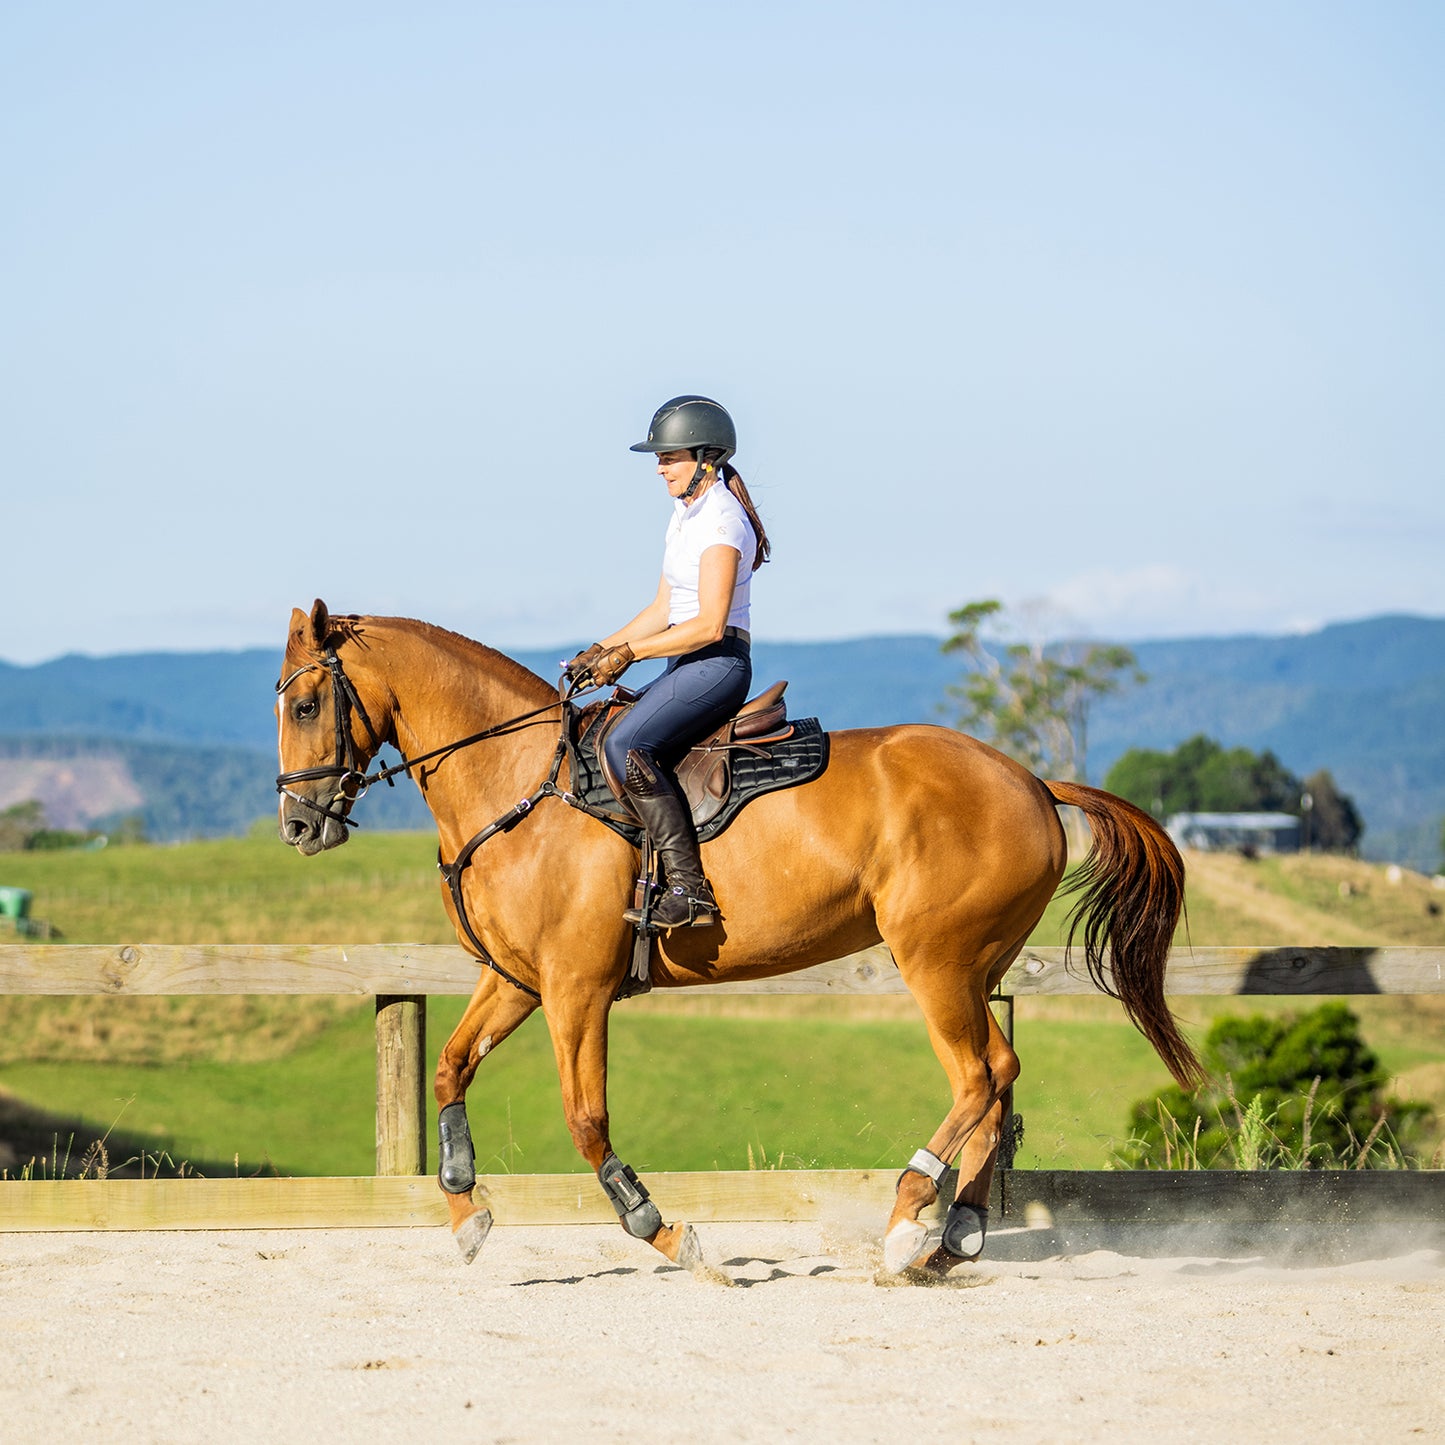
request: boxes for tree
[1300,770,1362,853]
[1118,1003,1432,1169]
[1193,744,1300,813]
[942,600,1143,781]
[0,799,105,853]
[0,801,46,853]
[1105,739,1364,848]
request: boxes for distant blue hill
[1,615,1440,869]
[1088,616,1445,869]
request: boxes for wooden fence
[0,942,1441,1231]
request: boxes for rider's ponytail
[718,462,771,572]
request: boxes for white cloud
[1039,565,1314,641]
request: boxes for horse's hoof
[883,1220,941,1274]
[674,1224,704,1272]
[452,1208,493,1265]
[670,1223,732,1284]
[922,1247,967,1277]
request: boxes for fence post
[375,995,427,1176]
[989,994,1017,1169]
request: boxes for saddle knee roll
[598,1152,663,1239]
[624,748,668,799]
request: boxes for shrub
[1118,1002,1432,1169]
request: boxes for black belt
[723,627,751,645]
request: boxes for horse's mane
[338,613,555,701]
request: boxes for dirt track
[1,1220,1440,1443]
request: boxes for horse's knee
[434,1028,500,1103]
[564,1108,611,1165]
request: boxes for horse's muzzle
[278,794,350,855]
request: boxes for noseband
[275,648,382,829]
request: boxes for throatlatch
[598,1152,663,1239]
[437,1102,477,1194]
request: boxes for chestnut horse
[275,601,1200,1275]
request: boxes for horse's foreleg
[884,991,1019,1275]
[434,971,539,1262]
[546,982,704,1272]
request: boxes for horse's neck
[378,622,558,843]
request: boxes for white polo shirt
[662,481,757,631]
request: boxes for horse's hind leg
[434,970,539,1262]
[544,980,705,1272]
[884,984,1020,1274]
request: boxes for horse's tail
[1045,780,1204,1090]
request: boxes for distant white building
[1165,812,1301,855]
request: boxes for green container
[0,887,32,920]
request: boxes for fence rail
[1,941,1441,997]
[4,1168,1442,1234]
[1,943,1441,1194]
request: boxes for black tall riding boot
[620,748,718,930]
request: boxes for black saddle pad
[565,708,829,846]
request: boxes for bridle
[274,644,576,830]
[275,637,615,1003]
[274,649,383,828]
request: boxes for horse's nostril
[284,817,310,843]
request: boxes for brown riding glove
[588,643,635,688]
[563,643,605,681]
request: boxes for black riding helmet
[630,395,737,465]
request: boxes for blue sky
[3,2,1441,663]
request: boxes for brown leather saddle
[598,680,791,826]
[565,680,828,844]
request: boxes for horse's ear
[307,599,331,650]
[288,606,312,653]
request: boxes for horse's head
[275,599,388,856]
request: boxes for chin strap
[678,450,717,503]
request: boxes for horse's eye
[294,699,319,720]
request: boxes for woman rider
[566,396,770,930]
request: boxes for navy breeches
[602,635,753,780]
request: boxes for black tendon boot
[620,748,719,930]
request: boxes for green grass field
[1,831,1441,1176]
[0,998,1179,1177]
